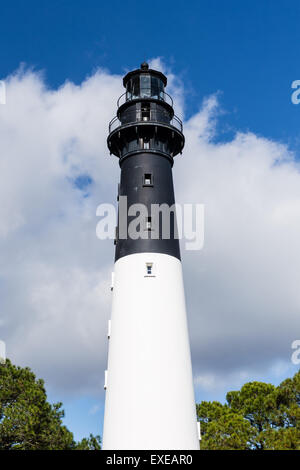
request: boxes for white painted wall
[102,252,199,450]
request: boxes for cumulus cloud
[0,66,121,395]
[175,94,300,394]
[0,61,299,403]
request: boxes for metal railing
[109,113,183,134]
[117,90,173,108]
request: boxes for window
[132,76,140,99]
[141,102,150,121]
[140,75,151,98]
[143,173,153,186]
[151,76,159,99]
[143,138,150,149]
[146,263,153,275]
[151,76,164,99]
[146,216,152,231]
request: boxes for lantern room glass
[126,75,165,101]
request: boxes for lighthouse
[102,63,199,450]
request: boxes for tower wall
[102,252,199,450]
[116,152,180,262]
[102,63,199,449]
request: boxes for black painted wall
[115,152,181,262]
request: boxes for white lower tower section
[102,252,199,450]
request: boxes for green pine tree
[197,370,300,450]
[0,359,101,450]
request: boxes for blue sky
[1,1,300,441]
[1,0,300,147]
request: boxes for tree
[0,359,101,450]
[75,434,101,450]
[197,370,300,450]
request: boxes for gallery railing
[109,112,183,133]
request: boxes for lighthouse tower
[102,63,199,450]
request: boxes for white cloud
[0,67,121,395]
[0,61,299,402]
[175,94,300,390]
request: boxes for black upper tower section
[108,63,184,262]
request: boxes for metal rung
[104,370,108,390]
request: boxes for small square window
[146,263,153,275]
[143,173,153,186]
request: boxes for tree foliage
[2,358,298,450]
[75,433,101,450]
[0,359,100,450]
[197,370,300,450]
